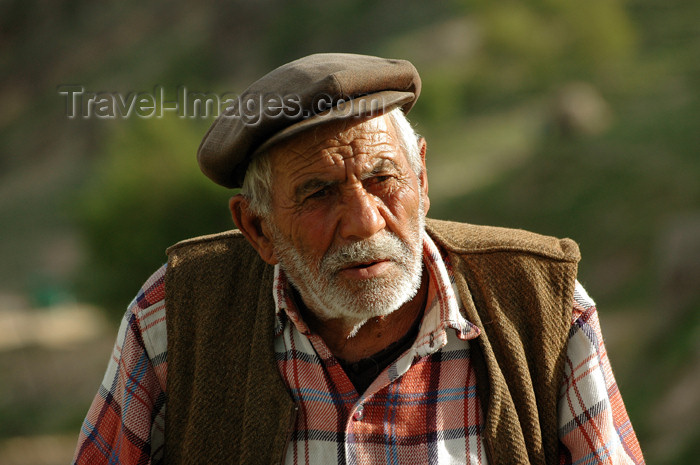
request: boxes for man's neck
[297,271,429,363]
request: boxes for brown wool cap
[197,53,421,188]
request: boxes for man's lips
[338,260,392,279]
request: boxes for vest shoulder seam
[426,218,581,263]
[166,229,246,257]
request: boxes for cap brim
[254,90,415,155]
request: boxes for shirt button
[353,405,364,421]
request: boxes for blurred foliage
[406,0,636,121]
[73,117,231,318]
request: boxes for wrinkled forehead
[267,113,403,177]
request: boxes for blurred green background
[1,0,698,463]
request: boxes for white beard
[270,198,426,332]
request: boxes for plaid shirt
[73,235,644,464]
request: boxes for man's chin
[317,283,412,321]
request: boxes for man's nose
[338,187,386,240]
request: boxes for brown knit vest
[164,218,580,464]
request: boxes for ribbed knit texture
[164,218,579,464]
[165,233,295,465]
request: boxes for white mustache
[320,233,410,274]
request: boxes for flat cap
[197,53,421,188]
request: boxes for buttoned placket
[343,329,448,463]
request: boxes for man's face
[263,115,429,326]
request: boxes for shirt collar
[272,233,480,347]
[413,232,480,357]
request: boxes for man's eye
[367,175,394,188]
[307,187,329,199]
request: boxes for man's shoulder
[163,229,272,301]
[166,229,248,253]
[165,229,258,264]
[425,218,580,263]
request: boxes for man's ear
[229,195,278,265]
[417,137,430,213]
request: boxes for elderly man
[73,54,644,464]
